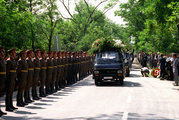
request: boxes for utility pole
[54,34,60,51]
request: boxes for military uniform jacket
[40,58,46,84]
[6,58,17,91]
[0,58,6,96]
[27,58,34,87]
[17,59,28,89]
[57,58,63,74]
[46,58,53,83]
[52,58,57,82]
[40,58,47,73]
[33,58,41,85]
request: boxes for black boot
[16,93,24,107]
[27,91,34,103]
[40,87,46,97]
[9,97,18,110]
[6,107,14,112]
[0,109,7,116]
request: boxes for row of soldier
[0,47,94,117]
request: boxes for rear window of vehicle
[96,52,119,60]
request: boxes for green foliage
[115,0,179,54]
[0,0,127,52]
[57,1,124,52]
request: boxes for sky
[57,0,128,25]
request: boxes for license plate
[104,77,113,79]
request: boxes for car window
[96,52,119,59]
[95,51,123,64]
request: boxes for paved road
[1,68,179,120]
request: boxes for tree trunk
[177,24,179,35]
[31,23,35,50]
[48,29,53,51]
[29,0,35,50]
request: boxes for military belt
[58,65,64,67]
[48,66,53,69]
[21,70,28,72]
[0,72,6,74]
[41,67,47,70]
[28,68,34,71]
[35,67,40,70]
[10,70,16,72]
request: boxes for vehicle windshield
[95,51,123,64]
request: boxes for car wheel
[95,79,101,86]
[119,79,124,85]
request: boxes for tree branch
[59,0,77,23]
[83,0,90,13]
[88,0,108,24]
[74,1,82,17]
[57,9,77,23]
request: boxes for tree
[26,0,43,50]
[40,0,60,51]
[115,0,179,53]
[56,0,121,51]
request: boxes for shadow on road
[1,112,176,120]
[123,81,142,87]
[33,103,51,106]
[14,110,36,115]
[1,116,30,120]
[55,112,176,120]
[25,106,45,110]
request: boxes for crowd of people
[0,47,94,117]
[137,52,179,85]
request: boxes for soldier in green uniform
[73,52,78,83]
[80,51,84,80]
[81,51,85,79]
[24,50,34,103]
[16,50,28,107]
[56,51,62,90]
[61,51,66,88]
[51,51,57,93]
[39,50,47,97]
[0,47,7,116]
[5,48,18,112]
[76,52,80,81]
[63,52,68,86]
[46,51,54,94]
[67,52,72,85]
[70,52,75,84]
[32,50,41,100]
[84,52,88,77]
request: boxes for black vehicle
[93,51,125,86]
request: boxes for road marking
[122,96,131,120]
[122,112,128,120]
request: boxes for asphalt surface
[1,64,179,120]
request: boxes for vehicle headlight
[117,70,122,74]
[94,71,99,74]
